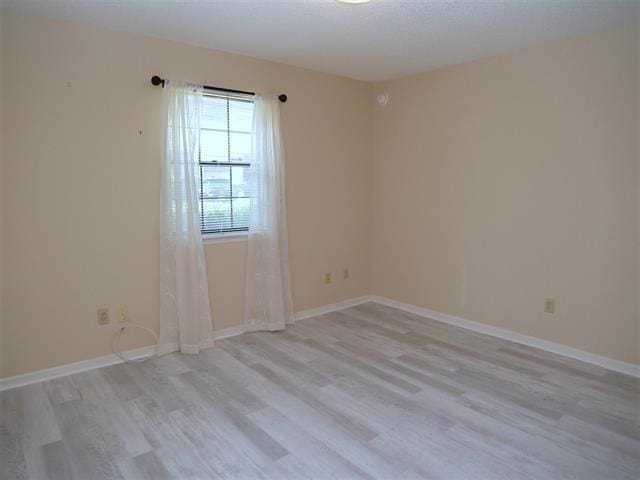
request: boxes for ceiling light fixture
[336,0,371,4]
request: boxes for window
[199,91,254,234]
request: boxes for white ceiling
[4,0,639,82]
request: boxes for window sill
[202,232,248,245]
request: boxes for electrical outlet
[97,308,109,326]
[544,298,555,314]
[324,272,332,284]
[343,268,349,280]
[118,305,128,323]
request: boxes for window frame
[199,89,254,240]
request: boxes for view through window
[199,92,254,234]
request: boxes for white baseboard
[0,329,246,392]
[0,344,159,392]
[213,325,245,340]
[371,295,640,378]
[0,296,373,392]
[3,293,636,391]
[293,295,373,321]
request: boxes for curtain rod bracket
[150,75,287,102]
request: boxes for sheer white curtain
[159,81,214,355]
[244,94,294,331]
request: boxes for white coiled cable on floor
[110,322,159,364]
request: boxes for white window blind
[199,91,254,234]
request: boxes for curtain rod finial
[151,75,165,87]
[278,94,287,103]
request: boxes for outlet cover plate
[97,308,109,325]
[544,298,555,314]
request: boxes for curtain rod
[151,75,287,103]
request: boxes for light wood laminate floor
[2,302,639,479]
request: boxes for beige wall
[1,12,372,377]
[372,25,639,364]
[637,21,640,361]
[0,9,5,376]
[2,12,638,378]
